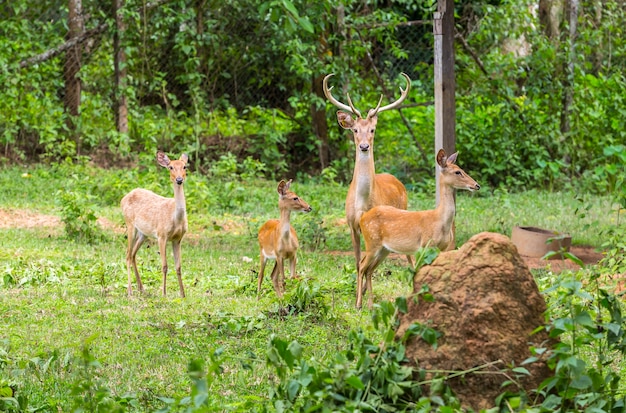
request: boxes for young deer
[323,73,413,274]
[356,149,480,309]
[121,151,189,298]
[257,179,312,298]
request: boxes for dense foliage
[1,0,623,196]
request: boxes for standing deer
[121,151,189,298]
[356,149,480,309]
[323,73,413,274]
[257,179,312,298]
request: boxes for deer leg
[258,255,267,299]
[127,227,146,295]
[357,248,389,309]
[270,260,282,298]
[277,257,287,296]
[350,226,362,273]
[125,224,136,296]
[356,255,365,309]
[158,237,168,296]
[405,255,415,269]
[289,254,297,281]
[172,240,185,298]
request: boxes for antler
[323,74,363,119]
[367,72,411,119]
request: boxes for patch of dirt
[97,216,125,234]
[0,208,60,228]
[0,208,125,233]
[521,245,604,271]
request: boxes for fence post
[433,0,456,205]
[114,0,128,135]
[65,0,84,153]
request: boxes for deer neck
[278,208,293,239]
[353,150,376,208]
[434,181,456,231]
[173,183,187,219]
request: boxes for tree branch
[18,23,109,69]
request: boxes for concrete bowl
[511,226,572,259]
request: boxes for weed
[58,190,106,244]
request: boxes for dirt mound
[396,232,554,410]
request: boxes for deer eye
[169,166,174,170]
[370,129,375,133]
[352,129,358,133]
[293,197,299,201]
[455,171,462,175]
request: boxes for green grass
[0,163,622,411]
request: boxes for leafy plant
[156,351,225,412]
[533,267,626,411]
[264,297,450,412]
[284,278,328,317]
[57,190,105,244]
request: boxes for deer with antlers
[323,73,413,274]
[356,149,480,309]
[257,179,312,298]
[121,151,189,298]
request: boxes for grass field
[0,162,622,411]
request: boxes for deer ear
[277,180,287,195]
[337,111,355,129]
[446,152,458,165]
[157,151,171,167]
[436,149,447,168]
[180,153,189,164]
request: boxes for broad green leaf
[345,375,365,390]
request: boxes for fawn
[356,149,480,309]
[121,151,189,298]
[257,179,312,298]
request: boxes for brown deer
[323,73,413,274]
[257,179,312,298]
[356,149,480,309]
[121,151,189,298]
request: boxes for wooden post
[114,0,128,135]
[434,0,456,204]
[65,0,84,152]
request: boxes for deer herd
[121,73,480,309]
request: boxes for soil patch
[0,208,60,228]
[521,245,604,271]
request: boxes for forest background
[1,0,624,199]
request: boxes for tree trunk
[538,0,564,42]
[65,0,84,152]
[560,0,579,137]
[591,0,602,75]
[114,0,128,135]
[311,73,330,170]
